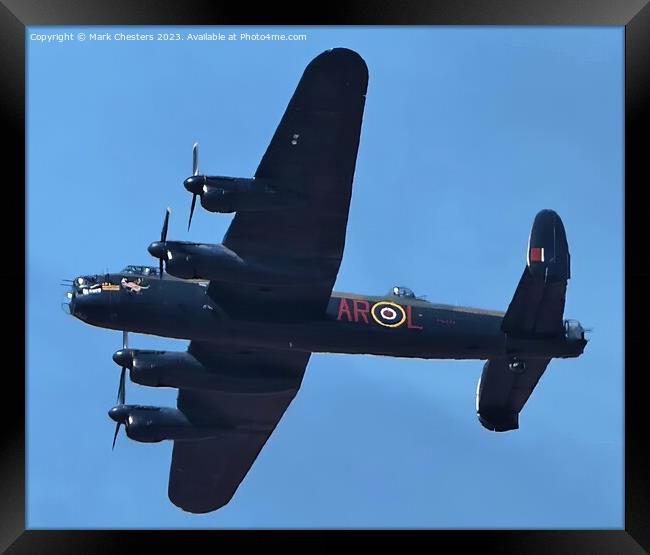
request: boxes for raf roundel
[371,301,406,328]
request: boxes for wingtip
[305,47,369,92]
[325,46,363,58]
[168,489,236,514]
[313,46,367,68]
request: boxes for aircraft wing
[167,341,309,513]
[212,48,368,318]
[476,357,552,432]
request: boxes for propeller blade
[192,142,199,176]
[112,422,122,450]
[188,193,197,231]
[116,330,129,403]
[159,208,171,278]
[161,207,171,243]
[117,367,126,405]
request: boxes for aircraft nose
[108,405,129,423]
[62,290,74,316]
[62,276,88,316]
[148,241,166,259]
[112,349,134,368]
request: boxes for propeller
[184,142,204,231]
[116,330,128,405]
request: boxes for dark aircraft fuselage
[68,274,586,361]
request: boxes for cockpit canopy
[121,265,160,277]
[390,286,416,299]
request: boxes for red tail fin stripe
[530,247,544,262]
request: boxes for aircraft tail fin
[476,210,574,432]
[501,209,570,338]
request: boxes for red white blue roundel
[371,301,406,328]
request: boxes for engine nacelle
[116,406,221,443]
[165,242,243,281]
[164,256,195,279]
[113,349,298,393]
[199,177,303,213]
[159,241,321,285]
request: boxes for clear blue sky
[27,27,623,528]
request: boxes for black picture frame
[8,1,648,552]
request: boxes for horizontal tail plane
[476,209,586,432]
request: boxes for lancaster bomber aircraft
[64,48,588,514]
